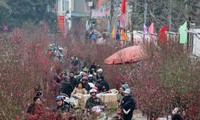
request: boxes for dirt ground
[132,110,147,120]
[107,109,147,120]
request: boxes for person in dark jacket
[172,107,182,120]
[90,62,97,72]
[172,114,182,120]
[99,76,109,92]
[88,74,97,83]
[61,77,73,97]
[85,89,105,112]
[53,96,70,113]
[53,96,70,120]
[95,76,109,92]
[81,77,91,92]
[69,71,77,89]
[120,89,136,120]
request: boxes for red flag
[121,0,126,14]
[158,25,167,44]
[148,22,155,41]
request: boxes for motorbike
[85,105,107,120]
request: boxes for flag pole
[144,0,147,26]
[169,0,172,32]
[143,0,148,42]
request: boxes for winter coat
[71,87,87,97]
[61,80,73,97]
[53,103,70,113]
[90,64,97,72]
[82,83,91,92]
[88,77,97,83]
[85,97,105,110]
[172,114,182,120]
[100,80,109,92]
[121,95,136,111]
[69,77,77,89]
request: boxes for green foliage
[0,0,56,30]
[127,0,200,31]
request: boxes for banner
[179,21,188,44]
[57,16,65,33]
[192,29,200,57]
[118,13,126,28]
[91,9,107,18]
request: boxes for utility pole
[169,0,172,31]
[144,0,147,26]
[110,0,114,28]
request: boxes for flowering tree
[123,41,200,119]
[0,27,55,119]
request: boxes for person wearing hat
[53,96,71,120]
[88,74,97,83]
[81,77,91,92]
[53,96,70,113]
[120,89,136,120]
[85,89,105,113]
[96,68,103,80]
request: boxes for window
[62,0,69,12]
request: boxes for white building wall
[192,29,200,57]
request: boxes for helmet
[172,107,179,114]
[88,74,93,78]
[89,89,97,94]
[97,68,103,73]
[124,89,131,94]
[81,77,88,81]
[79,71,85,76]
[56,96,63,101]
[58,47,63,51]
[83,73,88,77]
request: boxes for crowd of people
[25,61,114,120]
[25,56,184,120]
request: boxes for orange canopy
[104,46,145,65]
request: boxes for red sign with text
[57,16,65,33]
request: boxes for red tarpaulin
[104,46,145,65]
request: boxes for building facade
[57,0,90,32]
